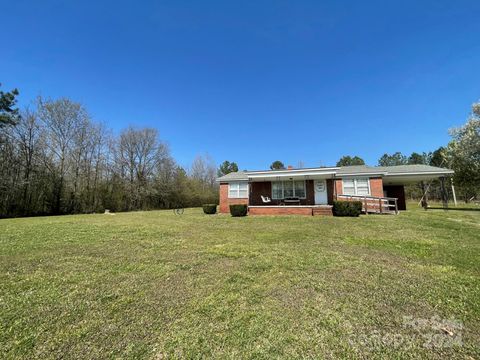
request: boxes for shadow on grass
[427,207,480,212]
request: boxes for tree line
[1,84,478,216]
[0,88,218,218]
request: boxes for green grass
[1,205,479,359]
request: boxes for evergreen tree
[218,160,239,176]
[0,84,20,128]
[336,155,365,166]
[378,152,408,166]
[270,160,285,170]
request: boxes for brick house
[216,165,454,215]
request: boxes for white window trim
[228,182,249,198]
[271,180,307,199]
[342,177,371,196]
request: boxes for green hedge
[202,204,217,214]
[229,204,248,217]
[333,200,363,217]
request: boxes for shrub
[229,204,248,217]
[203,204,217,214]
[333,200,363,217]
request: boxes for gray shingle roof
[216,171,249,182]
[216,165,453,182]
[337,164,454,175]
[379,164,454,174]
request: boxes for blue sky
[2,0,480,170]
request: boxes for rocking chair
[261,195,272,203]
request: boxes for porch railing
[337,194,399,215]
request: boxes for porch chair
[261,195,272,203]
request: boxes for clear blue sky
[3,0,480,170]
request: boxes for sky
[2,0,480,170]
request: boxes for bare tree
[37,97,89,213]
[13,108,42,213]
[114,127,172,210]
[1,96,220,217]
[191,154,216,186]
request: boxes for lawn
[0,205,479,359]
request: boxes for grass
[0,204,479,359]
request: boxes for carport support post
[420,181,428,210]
[451,178,457,206]
[440,177,448,209]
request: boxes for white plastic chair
[261,195,271,203]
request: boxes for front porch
[246,175,397,216]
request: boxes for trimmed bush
[333,200,362,217]
[203,204,217,214]
[229,204,248,217]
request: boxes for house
[216,165,454,215]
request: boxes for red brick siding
[334,177,384,199]
[335,179,343,197]
[312,207,333,216]
[248,207,313,216]
[219,183,249,213]
[369,177,384,197]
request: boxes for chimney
[287,165,293,170]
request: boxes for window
[284,181,294,198]
[271,181,306,199]
[294,181,305,197]
[342,178,370,196]
[343,179,356,195]
[228,182,248,198]
[272,182,283,199]
[355,178,370,195]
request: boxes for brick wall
[219,183,249,213]
[334,179,343,197]
[248,207,313,216]
[334,177,384,198]
[369,177,384,197]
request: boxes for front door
[314,180,328,204]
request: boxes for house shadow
[427,206,480,212]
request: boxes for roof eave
[248,170,337,179]
[247,167,340,176]
[337,172,387,177]
[384,170,454,177]
[216,178,249,183]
